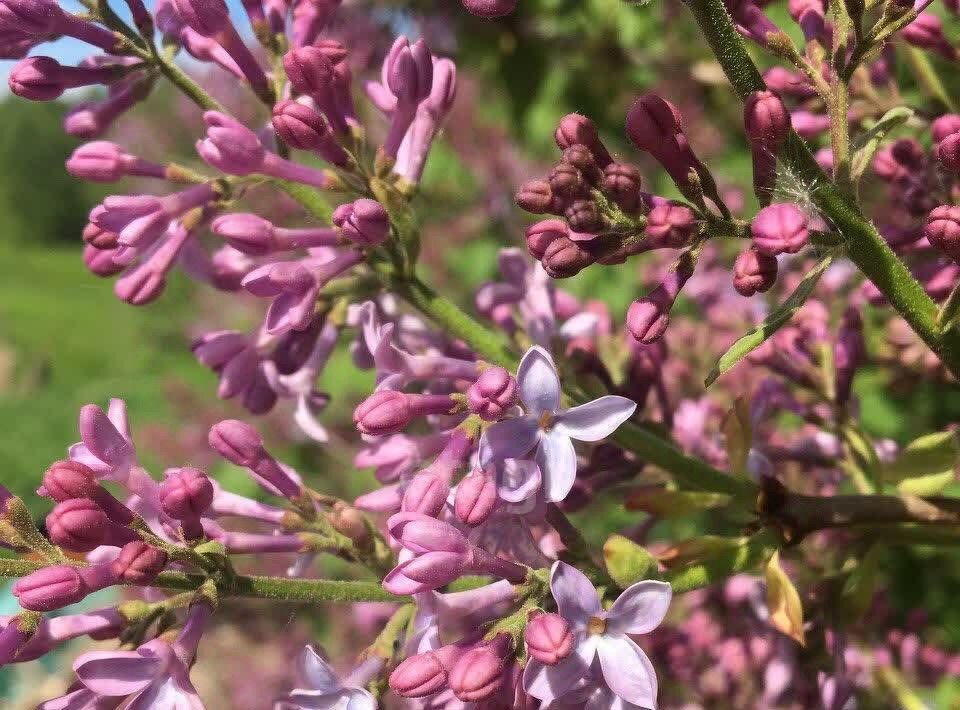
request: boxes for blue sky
[0,0,253,88]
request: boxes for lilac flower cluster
[2,0,960,705]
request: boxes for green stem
[153,54,224,112]
[681,0,960,380]
[938,281,960,334]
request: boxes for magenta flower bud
[924,205,960,261]
[63,79,151,140]
[790,110,831,138]
[332,199,390,247]
[645,202,699,249]
[542,237,594,279]
[208,419,265,467]
[763,66,817,99]
[171,0,230,35]
[902,13,956,59]
[83,244,124,276]
[159,467,214,520]
[66,141,164,183]
[751,202,810,255]
[525,219,568,259]
[283,46,347,134]
[453,471,497,526]
[931,115,960,143]
[467,367,518,421]
[935,131,960,174]
[525,612,574,665]
[46,498,138,552]
[461,0,516,17]
[211,213,274,255]
[389,649,451,697]
[733,248,779,296]
[515,180,555,215]
[626,93,683,151]
[83,219,118,250]
[9,55,123,101]
[554,113,612,167]
[627,291,672,345]
[401,472,449,517]
[354,390,413,436]
[41,460,134,526]
[448,634,511,702]
[744,90,790,204]
[197,111,265,174]
[111,541,168,584]
[114,222,192,305]
[12,566,88,612]
[602,162,644,212]
[271,99,350,166]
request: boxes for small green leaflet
[850,107,913,182]
[705,253,835,387]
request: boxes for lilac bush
[1,0,960,706]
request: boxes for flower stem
[681,0,960,380]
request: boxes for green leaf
[881,431,960,483]
[603,534,657,588]
[705,254,834,386]
[896,470,957,496]
[850,107,913,181]
[625,488,732,516]
[839,544,881,621]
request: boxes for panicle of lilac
[271,99,351,166]
[627,259,695,344]
[171,0,273,101]
[208,419,303,498]
[0,0,122,52]
[197,111,336,188]
[66,141,166,183]
[212,212,340,255]
[9,55,129,101]
[63,79,153,140]
[751,202,810,256]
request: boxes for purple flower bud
[114,222,192,305]
[111,541,168,584]
[271,99,350,166]
[562,144,603,184]
[542,237,594,279]
[13,566,88,612]
[390,649,453,697]
[924,205,960,262]
[627,291,672,345]
[332,199,390,247]
[197,111,265,174]
[47,498,138,552]
[548,162,585,198]
[159,467,214,520]
[751,203,810,255]
[525,612,573,665]
[733,248,779,296]
[401,472,449,517]
[554,113,612,167]
[66,141,164,183]
[565,199,602,232]
[171,0,230,35]
[9,55,123,101]
[63,79,151,140]
[460,0,516,18]
[902,13,956,59]
[208,419,265,467]
[83,243,125,276]
[41,460,134,525]
[931,115,960,143]
[935,131,960,174]
[626,93,683,153]
[602,162,644,212]
[515,179,556,215]
[525,219,567,259]
[467,367,518,421]
[645,202,698,249]
[211,213,275,255]
[763,67,817,99]
[453,471,497,526]
[448,634,511,702]
[353,390,413,436]
[790,110,831,138]
[83,220,118,250]
[744,90,790,146]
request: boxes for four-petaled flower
[481,346,637,502]
[276,646,377,710]
[523,561,672,709]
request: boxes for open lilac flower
[480,346,636,502]
[523,561,672,709]
[277,646,377,710]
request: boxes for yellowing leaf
[625,488,731,516]
[722,397,751,476]
[765,551,805,646]
[603,535,657,588]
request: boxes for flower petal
[517,346,560,416]
[549,561,601,626]
[536,430,577,503]
[343,688,377,710]
[298,647,341,694]
[605,580,672,636]
[480,417,540,464]
[126,676,204,710]
[597,636,658,709]
[73,649,161,696]
[496,459,542,503]
[522,652,590,703]
[553,396,637,442]
[78,404,135,468]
